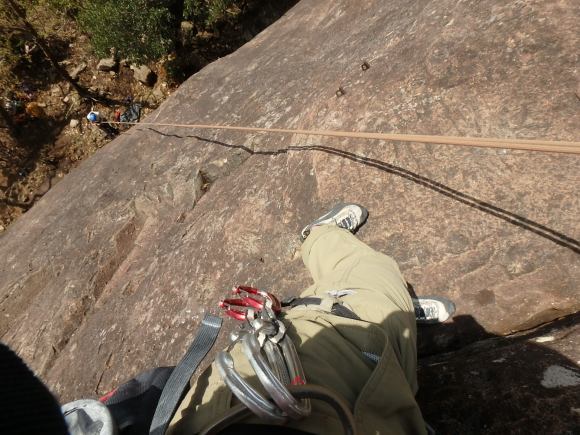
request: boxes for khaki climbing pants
[168,225,426,435]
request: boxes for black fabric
[0,343,68,435]
[97,122,119,138]
[282,296,322,307]
[149,314,222,435]
[105,367,174,435]
[283,297,361,321]
[330,304,361,321]
[120,104,141,123]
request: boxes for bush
[78,0,174,64]
[183,0,236,29]
[183,0,209,27]
[0,2,25,95]
[40,0,80,14]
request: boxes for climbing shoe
[413,296,456,325]
[300,203,369,241]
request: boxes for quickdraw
[205,285,357,435]
[216,286,310,423]
[218,285,281,321]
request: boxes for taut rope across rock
[101,120,580,155]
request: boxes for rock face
[0,0,578,432]
[69,62,87,80]
[97,58,117,72]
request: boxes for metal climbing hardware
[216,285,311,423]
[219,285,281,321]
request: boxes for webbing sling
[149,314,222,435]
[282,297,362,321]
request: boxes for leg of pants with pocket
[299,225,419,393]
[167,225,424,435]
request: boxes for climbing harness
[65,286,452,434]
[203,285,358,435]
[282,295,362,321]
[149,315,222,435]
[216,286,311,422]
[205,288,449,434]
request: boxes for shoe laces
[415,303,438,320]
[337,211,356,230]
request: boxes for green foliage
[206,0,235,27]
[184,0,209,26]
[42,0,80,13]
[78,0,174,63]
[0,2,24,95]
[183,0,236,29]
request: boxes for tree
[78,0,174,64]
[0,1,25,97]
[3,0,86,94]
[183,0,236,28]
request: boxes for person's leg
[300,225,413,316]
[299,219,418,392]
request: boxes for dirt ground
[0,26,169,231]
[0,0,297,232]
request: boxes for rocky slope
[1,0,579,432]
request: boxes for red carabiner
[218,300,249,321]
[218,285,282,321]
[234,286,281,314]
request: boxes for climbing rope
[100,120,580,155]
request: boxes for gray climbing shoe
[413,296,456,325]
[300,203,369,241]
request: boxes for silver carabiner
[242,333,310,419]
[215,351,287,423]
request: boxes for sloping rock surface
[1,0,579,432]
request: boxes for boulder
[180,20,194,32]
[130,64,157,86]
[69,62,87,80]
[0,0,578,432]
[24,102,44,118]
[69,119,79,129]
[180,20,195,44]
[34,178,52,197]
[97,58,117,72]
[417,314,580,433]
[0,168,8,187]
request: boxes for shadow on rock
[141,128,580,255]
[170,310,579,434]
[416,312,580,434]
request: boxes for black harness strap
[149,314,222,435]
[282,297,361,321]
